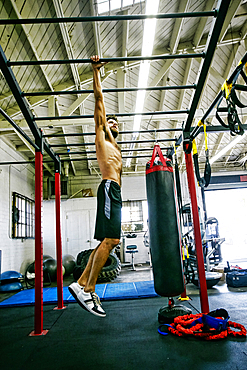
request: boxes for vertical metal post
[54,160,66,310]
[184,148,209,313]
[34,151,44,333]
[30,133,48,336]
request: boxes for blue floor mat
[0,281,159,308]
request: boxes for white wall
[122,175,147,200]
[0,139,35,274]
[43,197,98,260]
[43,175,150,265]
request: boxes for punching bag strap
[149,144,166,167]
[146,144,173,174]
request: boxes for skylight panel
[97,0,142,14]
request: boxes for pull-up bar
[0,11,217,25]
[34,110,189,121]
[8,53,204,67]
[0,153,172,166]
[49,138,176,148]
[22,85,196,97]
[59,155,167,161]
[56,147,172,155]
[43,128,182,138]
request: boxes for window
[12,192,35,239]
[97,0,142,14]
[47,177,68,198]
[121,200,148,233]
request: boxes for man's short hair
[107,115,119,123]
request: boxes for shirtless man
[69,56,122,317]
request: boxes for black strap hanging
[230,60,247,108]
[173,144,184,227]
[216,81,244,136]
[230,85,247,109]
[192,122,211,188]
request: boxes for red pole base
[53,306,67,311]
[29,330,48,337]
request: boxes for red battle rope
[158,313,246,340]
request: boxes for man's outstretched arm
[91,55,108,131]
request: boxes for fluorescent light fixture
[126,0,159,167]
[209,134,246,165]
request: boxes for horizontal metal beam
[43,141,60,163]
[0,45,41,143]
[0,161,36,165]
[23,85,196,97]
[49,138,176,148]
[50,139,177,148]
[0,155,162,166]
[204,123,247,133]
[191,122,247,140]
[0,11,217,25]
[56,146,172,155]
[0,45,59,164]
[0,107,39,151]
[35,110,189,121]
[8,54,204,66]
[59,155,160,161]
[43,128,182,138]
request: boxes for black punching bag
[146,145,184,297]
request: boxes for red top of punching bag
[146,144,173,175]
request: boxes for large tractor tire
[73,249,121,283]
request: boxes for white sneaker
[68,282,84,298]
[77,290,106,318]
[68,282,106,317]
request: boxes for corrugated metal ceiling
[0,0,247,178]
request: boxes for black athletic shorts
[94,180,122,241]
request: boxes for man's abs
[100,162,122,186]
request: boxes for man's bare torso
[96,138,122,186]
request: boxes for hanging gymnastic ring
[192,151,211,188]
[227,99,244,136]
[203,156,211,187]
[230,86,247,109]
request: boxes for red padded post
[31,150,48,336]
[55,171,65,309]
[184,149,209,313]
